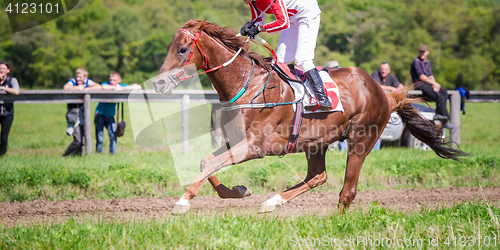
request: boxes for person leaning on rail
[0,61,20,157]
[370,61,404,151]
[410,45,455,130]
[62,67,102,157]
[372,62,403,93]
[94,72,140,155]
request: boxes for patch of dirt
[1,187,499,226]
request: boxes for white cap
[326,61,340,69]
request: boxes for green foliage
[317,0,500,89]
[0,0,499,89]
[67,172,91,189]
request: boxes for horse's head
[152,20,207,95]
[153,20,252,96]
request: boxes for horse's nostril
[154,79,166,87]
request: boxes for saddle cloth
[274,63,344,114]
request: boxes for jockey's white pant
[276,12,320,72]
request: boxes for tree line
[0,0,499,90]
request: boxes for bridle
[178,29,209,71]
[168,29,244,87]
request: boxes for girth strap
[285,100,304,154]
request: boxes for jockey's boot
[304,68,333,111]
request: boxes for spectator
[371,62,405,151]
[410,45,455,129]
[95,72,140,154]
[62,68,102,156]
[0,62,20,156]
[372,62,403,92]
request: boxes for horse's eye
[178,47,188,54]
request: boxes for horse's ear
[184,19,199,29]
[200,19,208,30]
[192,19,208,32]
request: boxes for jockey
[240,0,332,111]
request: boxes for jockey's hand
[247,26,260,39]
[240,21,253,36]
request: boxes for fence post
[182,94,190,154]
[449,91,461,146]
[84,93,92,155]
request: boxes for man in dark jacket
[372,62,403,92]
[410,45,455,129]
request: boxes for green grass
[2,150,498,202]
[1,202,499,249]
[0,102,499,202]
[0,103,499,249]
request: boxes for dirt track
[1,187,499,225]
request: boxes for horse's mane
[182,19,271,70]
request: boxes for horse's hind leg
[338,123,383,214]
[259,150,327,213]
[208,175,252,198]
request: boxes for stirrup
[304,102,332,111]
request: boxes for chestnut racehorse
[153,20,466,215]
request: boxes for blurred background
[0,0,499,90]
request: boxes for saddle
[272,62,304,84]
[272,62,329,84]
[272,62,343,114]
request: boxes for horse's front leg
[172,140,260,215]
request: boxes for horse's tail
[386,88,468,161]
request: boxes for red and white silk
[248,0,322,72]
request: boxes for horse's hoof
[258,204,277,213]
[171,204,190,215]
[233,185,252,198]
[171,197,190,215]
[258,194,286,213]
